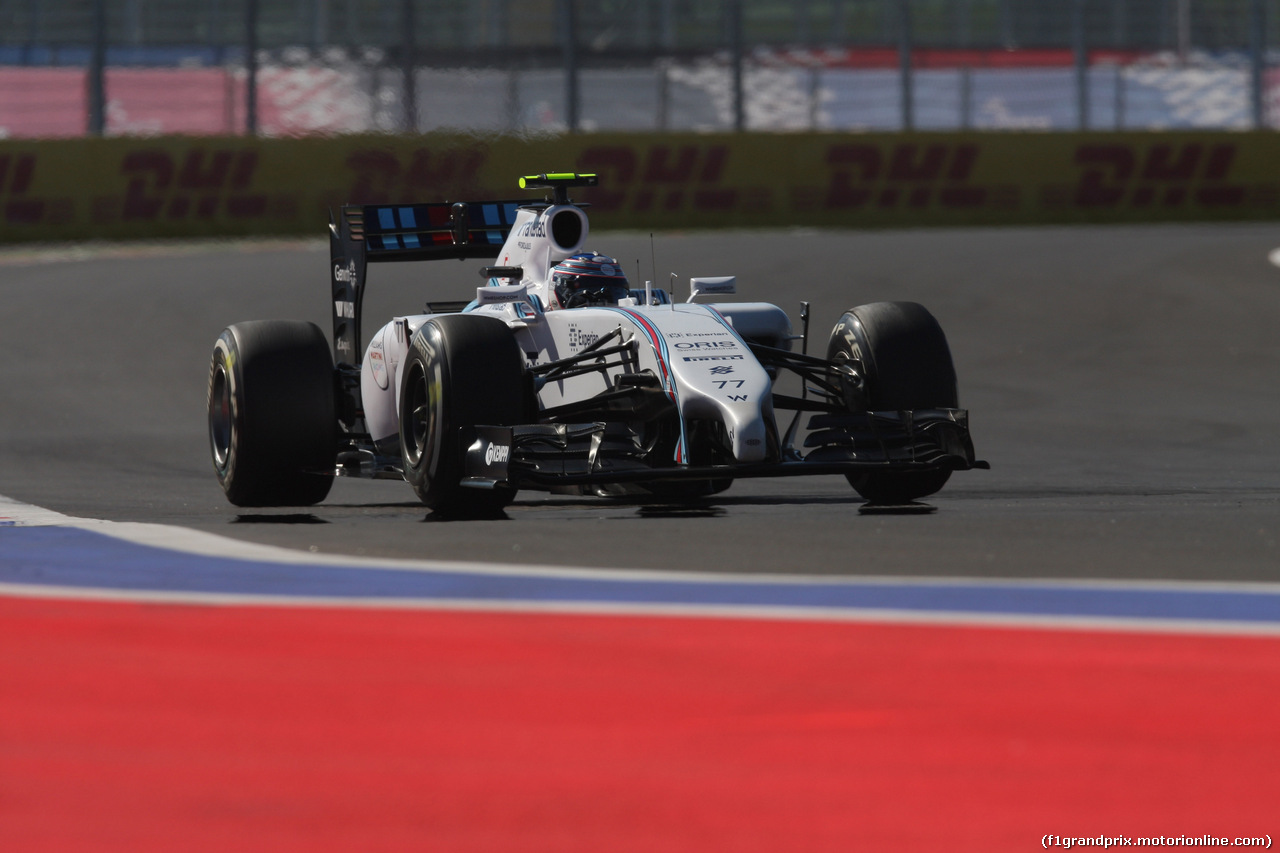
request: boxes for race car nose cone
[727,411,769,463]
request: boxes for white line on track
[6,492,1280,593]
[5,493,1280,636]
[2,580,1280,636]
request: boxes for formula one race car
[208,172,985,515]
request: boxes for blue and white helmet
[550,253,630,309]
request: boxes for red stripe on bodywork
[610,307,685,463]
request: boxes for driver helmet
[550,253,630,309]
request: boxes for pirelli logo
[682,354,745,362]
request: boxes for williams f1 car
[208,172,985,515]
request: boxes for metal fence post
[797,0,812,45]
[506,66,521,133]
[1072,0,1088,130]
[402,0,417,133]
[808,64,821,129]
[730,0,745,131]
[245,0,258,136]
[563,0,579,132]
[899,0,913,131]
[657,59,671,131]
[1114,62,1125,129]
[1250,0,1267,128]
[1177,0,1191,66]
[87,0,106,136]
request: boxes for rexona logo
[484,442,511,466]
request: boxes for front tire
[208,320,337,507]
[398,314,530,517]
[827,301,958,504]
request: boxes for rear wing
[328,200,525,365]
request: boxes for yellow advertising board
[1,131,1278,243]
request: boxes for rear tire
[826,302,958,504]
[398,314,530,517]
[208,320,337,507]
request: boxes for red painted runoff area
[2,596,1277,852]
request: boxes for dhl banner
[1,131,1278,243]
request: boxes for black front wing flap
[463,408,987,490]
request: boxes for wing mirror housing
[687,276,736,303]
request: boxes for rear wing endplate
[328,200,524,365]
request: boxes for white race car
[208,173,985,516]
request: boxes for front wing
[463,408,987,490]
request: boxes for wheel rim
[209,361,233,469]
[403,362,430,468]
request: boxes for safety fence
[0,0,1278,137]
[2,131,1278,243]
[2,53,1279,138]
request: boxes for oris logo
[674,340,736,349]
[484,442,511,466]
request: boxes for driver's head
[550,253,630,309]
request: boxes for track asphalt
[2,226,1279,849]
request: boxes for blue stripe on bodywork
[602,307,687,463]
[703,304,752,348]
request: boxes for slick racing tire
[398,314,531,517]
[827,301,958,504]
[209,320,337,507]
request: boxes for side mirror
[688,276,736,303]
[475,283,528,305]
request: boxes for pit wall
[2,131,1278,243]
